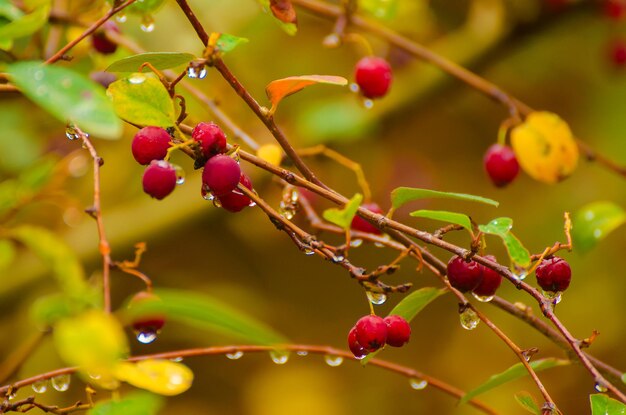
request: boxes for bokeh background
[2,0,626,413]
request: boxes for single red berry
[142,160,177,200]
[128,291,166,344]
[383,315,411,347]
[447,256,483,293]
[604,0,626,19]
[202,155,241,197]
[217,173,253,213]
[355,315,387,352]
[610,39,626,67]
[354,57,393,99]
[348,326,369,359]
[535,256,571,292]
[473,255,502,297]
[351,203,383,235]
[132,126,171,165]
[192,122,228,159]
[484,144,520,187]
[91,21,120,55]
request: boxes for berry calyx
[472,255,502,298]
[202,155,242,197]
[484,144,520,187]
[128,291,166,344]
[354,57,393,99]
[383,315,411,347]
[351,203,383,235]
[355,315,387,352]
[192,122,227,159]
[217,173,254,213]
[132,126,172,165]
[142,160,177,200]
[348,326,369,359]
[91,21,120,55]
[447,256,483,293]
[535,256,571,293]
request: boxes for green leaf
[107,0,165,15]
[361,287,446,364]
[0,0,50,42]
[360,0,399,19]
[88,391,163,415]
[390,187,499,210]
[31,294,80,327]
[572,201,626,253]
[515,391,541,414]
[478,218,531,267]
[124,289,287,345]
[459,358,569,405]
[590,394,626,415]
[410,209,473,233]
[322,193,363,230]
[107,73,176,128]
[106,52,196,73]
[0,239,15,271]
[11,225,88,298]
[8,62,122,139]
[18,156,57,191]
[215,33,249,53]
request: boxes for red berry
[355,315,387,352]
[142,160,177,200]
[351,203,383,235]
[535,256,571,292]
[202,155,241,197]
[604,0,626,19]
[192,122,227,159]
[132,126,171,165]
[91,21,120,55]
[348,326,369,359]
[383,315,411,347]
[610,39,626,67]
[217,173,253,213]
[354,57,393,99]
[128,291,165,344]
[447,256,483,293]
[484,144,520,187]
[472,255,502,297]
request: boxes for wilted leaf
[478,218,531,267]
[107,73,176,128]
[410,210,473,233]
[459,358,569,405]
[88,391,163,415]
[115,360,193,396]
[390,187,499,211]
[266,75,347,115]
[511,111,578,184]
[106,52,196,73]
[8,62,122,139]
[515,392,541,414]
[322,193,363,230]
[590,394,626,415]
[572,201,626,253]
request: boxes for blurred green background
[2,0,626,413]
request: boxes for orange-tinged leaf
[510,112,579,184]
[265,75,347,115]
[270,0,297,25]
[115,359,193,396]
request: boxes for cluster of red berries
[354,57,393,99]
[348,314,411,359]
[447,255,503,299]
[483,143,520,188]
[131,122,255,213]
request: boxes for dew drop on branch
[296,351,309,356]
[51,374,71,392]
[135,329,158,344]
[226,351,244,360]
[459,308,480,330]
[115,13,127,23]
[409,378,428,390]
[324,355,344,367]
[366,291,387,305]
[140,15,155,32]
[471,292,494,303]
[595,382,608,393]
[31,379,48,394]
[269,350,290,365]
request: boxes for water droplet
[136,329,158,344]
[65,124,80,140]
[170,357,184,362]
[279,201,295,220]
[543,290,562,305]
[522,351,532,362]
[303,248,315,256]
[290,190,299,203]
[7,390,17,400]
[34,70,44,81]
[595,382,608,392]
[32,379,48,394]
[593,228,603,239]
[140,15,155,32]
[366,291,387,305]
[198,67,208,79]
[173,164,185,185]
[88,372,101,380]
[514,270,527,281]
[350,239,363,248]
[212,198,222,208]
[128,73,146,84]
[187,67,199,79]
[115,13,127,23]
[51,374,71,392]
[322,33,340,47]
[226,351,244,360]
[374,242,385,248]
[332,255,344,263]
[248,200,256,207]
[269,350,290,365]
[459,308,480,330]
[409,377,428,390]
[363,99,374,109]
[349,83,359,92]
[471,292,494,303]
[324,355,344,367]
[296,351,308,356]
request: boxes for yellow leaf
[510,112,578,184]
[257,144,283,166]
[115,359,194,396]
[265,75,347,115]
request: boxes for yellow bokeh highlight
[257,143,283,166]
